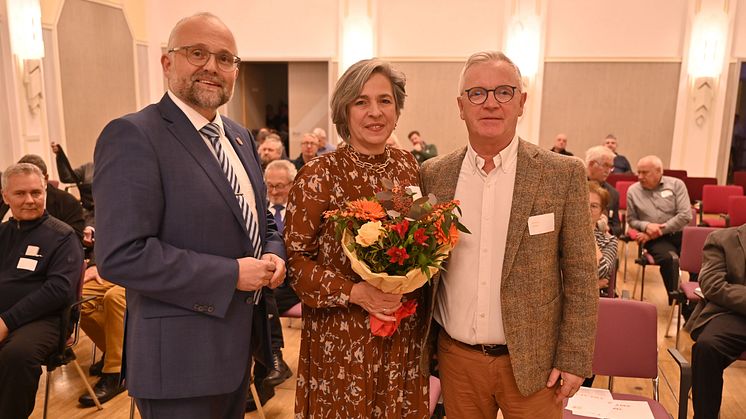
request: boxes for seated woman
[589,181,618,296]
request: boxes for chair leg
[43,369,51,419]
[72,359,103,410]
[130,397,136,419]
[249,382,266,419]
[665,300,677,337]
[676,303,682,349]
[640,267,646,301]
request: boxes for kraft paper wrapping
[341,229,439,294]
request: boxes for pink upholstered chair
[699,185,744,227]
[564,298,685,418]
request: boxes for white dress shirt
[168,91,258,223]
[434,137,518,345]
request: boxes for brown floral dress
[286,144,430,418]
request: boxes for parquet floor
[29,241,746,418]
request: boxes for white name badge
[17,257,38,271]
[660,190,673,198]
[25,245,40,256]
[528,213,555,236]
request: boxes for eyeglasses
[589,203,603,210]
[301,141,317,147]
[267,182,290,190]
[464,85,518,105]
[594,161,614,170]
[168,45,240,72]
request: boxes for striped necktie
[201,123,264,302]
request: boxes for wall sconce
[340,0,374,74]
[505,15,540,86]
[687,9,727,79]
[7,0,45,60]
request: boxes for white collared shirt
[434,136,519,345]
[168,91,258,223]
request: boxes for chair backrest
[606,173,637,188]
[615,181,635,211]
[701,185,744,213]
[592,298,658,379]
[733,171,746,191]
[663,169,688,181]
[679,226,718,274]
[684,177,718,204]
[727,196,746,227]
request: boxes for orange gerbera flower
[346,200,386,221]
[434,216,460,247]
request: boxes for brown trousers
[438,330,561,419]
[80,279,126,373]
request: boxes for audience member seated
[685,224,746,419]
[50,142,95,226]
[0,163,84,418]
[588,181,618,295]
[407,130,438,164]
[16,154,85,241]
[603,134,633,174]
[292,133,319,170]
[255,127,271,146]
[78,261,126,406]
[314,127,336,155]
[550,133,573,156]
[258,134,285,170]
[246,160,300,412]
[627,155,692,302]
[585,145,622,236]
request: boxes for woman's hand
[350,282,403,322]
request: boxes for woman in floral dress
[285,59,430,418]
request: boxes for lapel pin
[236,137,244,146]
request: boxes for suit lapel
[432,147,466,202]
[501,139,542,283]
[157,96,249,237]
[738,225,746,263]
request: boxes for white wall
[546,0,687,58]
[733,0,746,57]
[378,0,504,58]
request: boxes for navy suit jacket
[93,94,285,399]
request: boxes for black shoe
[79,373,126,407]
[263,352,292,387]
[245,381,275,412]
[89,356,104,377]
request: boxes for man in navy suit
[93,12,286,419]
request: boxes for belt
[462,342,509,357]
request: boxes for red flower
[413,228,428,245]
[386,247,410,265]
[391,219,410,238]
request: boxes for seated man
[15,154,85,241]
[408,130,438,164]
[0,163,84,418]
[603,134,633,174]
[78,260,126,406]
[550,133,573,156]
[258,134,285,170]
[292,133,319,170]
[685,224,746,419]
[626,155,692,301]
[585,145,622,236]
[247,160,301,411]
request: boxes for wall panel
[540,62,681,168]
[58,0,136,165]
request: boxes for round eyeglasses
[168,45,241,72]
[464,85,518,105]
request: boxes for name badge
[528,213,555,236]
[25,245,40,256]
[660,190,673,198]
[17,257,38,271]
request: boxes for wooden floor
[30,241,746,418]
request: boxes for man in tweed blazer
[420,51,598,418]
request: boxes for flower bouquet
[324,179,469,336]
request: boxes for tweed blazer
[685,224,746,340]
[420,139,599,396]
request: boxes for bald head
[162,13,238,120]
[636,155,663,189]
